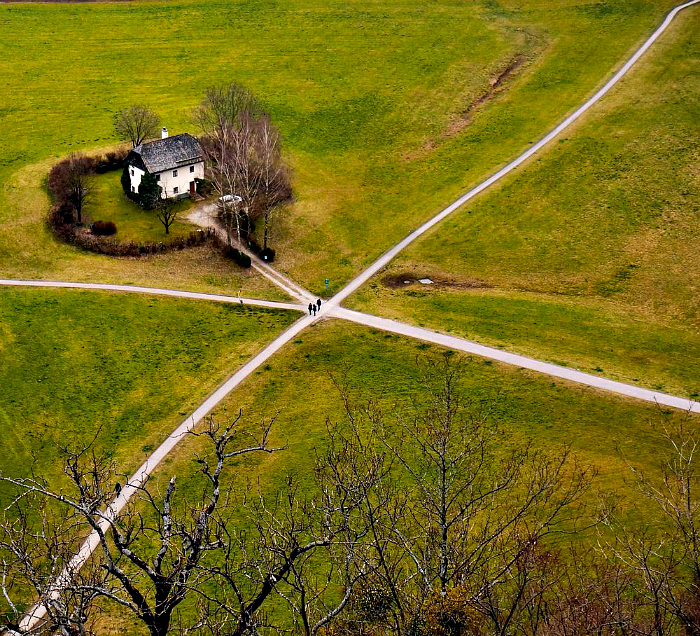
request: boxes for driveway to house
[15,0,700,629]
[187,204,315,302]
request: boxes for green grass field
[88,171,196,243]
[2,1,698,627]
[349,7,700,398]
[169,319,691,506]
[0,0,681,296]
[90,317,694,633]
[0,288,297,483]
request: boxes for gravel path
[335,307,700,414]
[0,279,306,312]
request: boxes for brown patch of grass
[404,53,530,161]
[381,272,492,290]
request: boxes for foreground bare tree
[113,105,160,148]
[325,356,595,635]
[0,488,110,635]
[189,429,388,635]
[604,413,700,636]
[0,415,284,636]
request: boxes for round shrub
[260,247,275,262]
[92,220,117,236]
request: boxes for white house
[125,128,205,199]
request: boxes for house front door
[189,181,195,195]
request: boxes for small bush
[237,251,251,268]
[93,149,128,174]
[223,245,251,268]
[248,238,262,254]
[194,178,213,196]
[92,220,117,236]
[260,247,275,262]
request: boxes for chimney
[161,127,169,139]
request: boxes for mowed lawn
[349,7,700,398]
[0,0,680,296]
[0,288,297,485]
[89,171,196,244]
[99,318,696,632]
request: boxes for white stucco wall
[128,165,145,194]
[127,161,205,199]
[156,161,205,198]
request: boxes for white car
[219,194,242,206]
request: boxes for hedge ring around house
[46,150,236,260]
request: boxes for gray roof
[131,133,203,174]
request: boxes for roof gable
[130,133,203,174]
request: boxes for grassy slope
[0,288,297,483]
[0,0,515,293]
[89,171,196,243]
[348,8,700,398]
[98,318,694,632]
[0,0,678,296]
[165,319,691,510]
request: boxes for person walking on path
[312,305,317,316]
[316,299,322,311]
[308,303,313,315]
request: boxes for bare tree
[253,115,292,250]
[194,84,290,248]
[604,413,700,636]
[113,105,160,148]
[189,429,384,636]
[323,356,594,635]
[194,84,262,243]
[155,197,180,235]
[0,487,110,635]
[63,153,92,225]
[0,414,283,636]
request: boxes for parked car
[219,194,242,206]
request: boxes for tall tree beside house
[138,172,160,210]
[194,84,291,248]
[121,164,138,202]
[114,105,161,148]
[47,153,94,224]
[255,114,292,250]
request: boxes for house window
[172,169,178,177]
[189,165,195,173]
[131,186,135,192]
[173,187,179,194]
[130,169,134,176]
[155,174,160,181]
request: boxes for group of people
[308,299,322,316]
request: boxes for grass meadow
[1,0,697,626]
[95,318,697,633]
[349,6,700,398]
[88,171,197,243]
[0,288,297,483]
[0,0,681,295]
